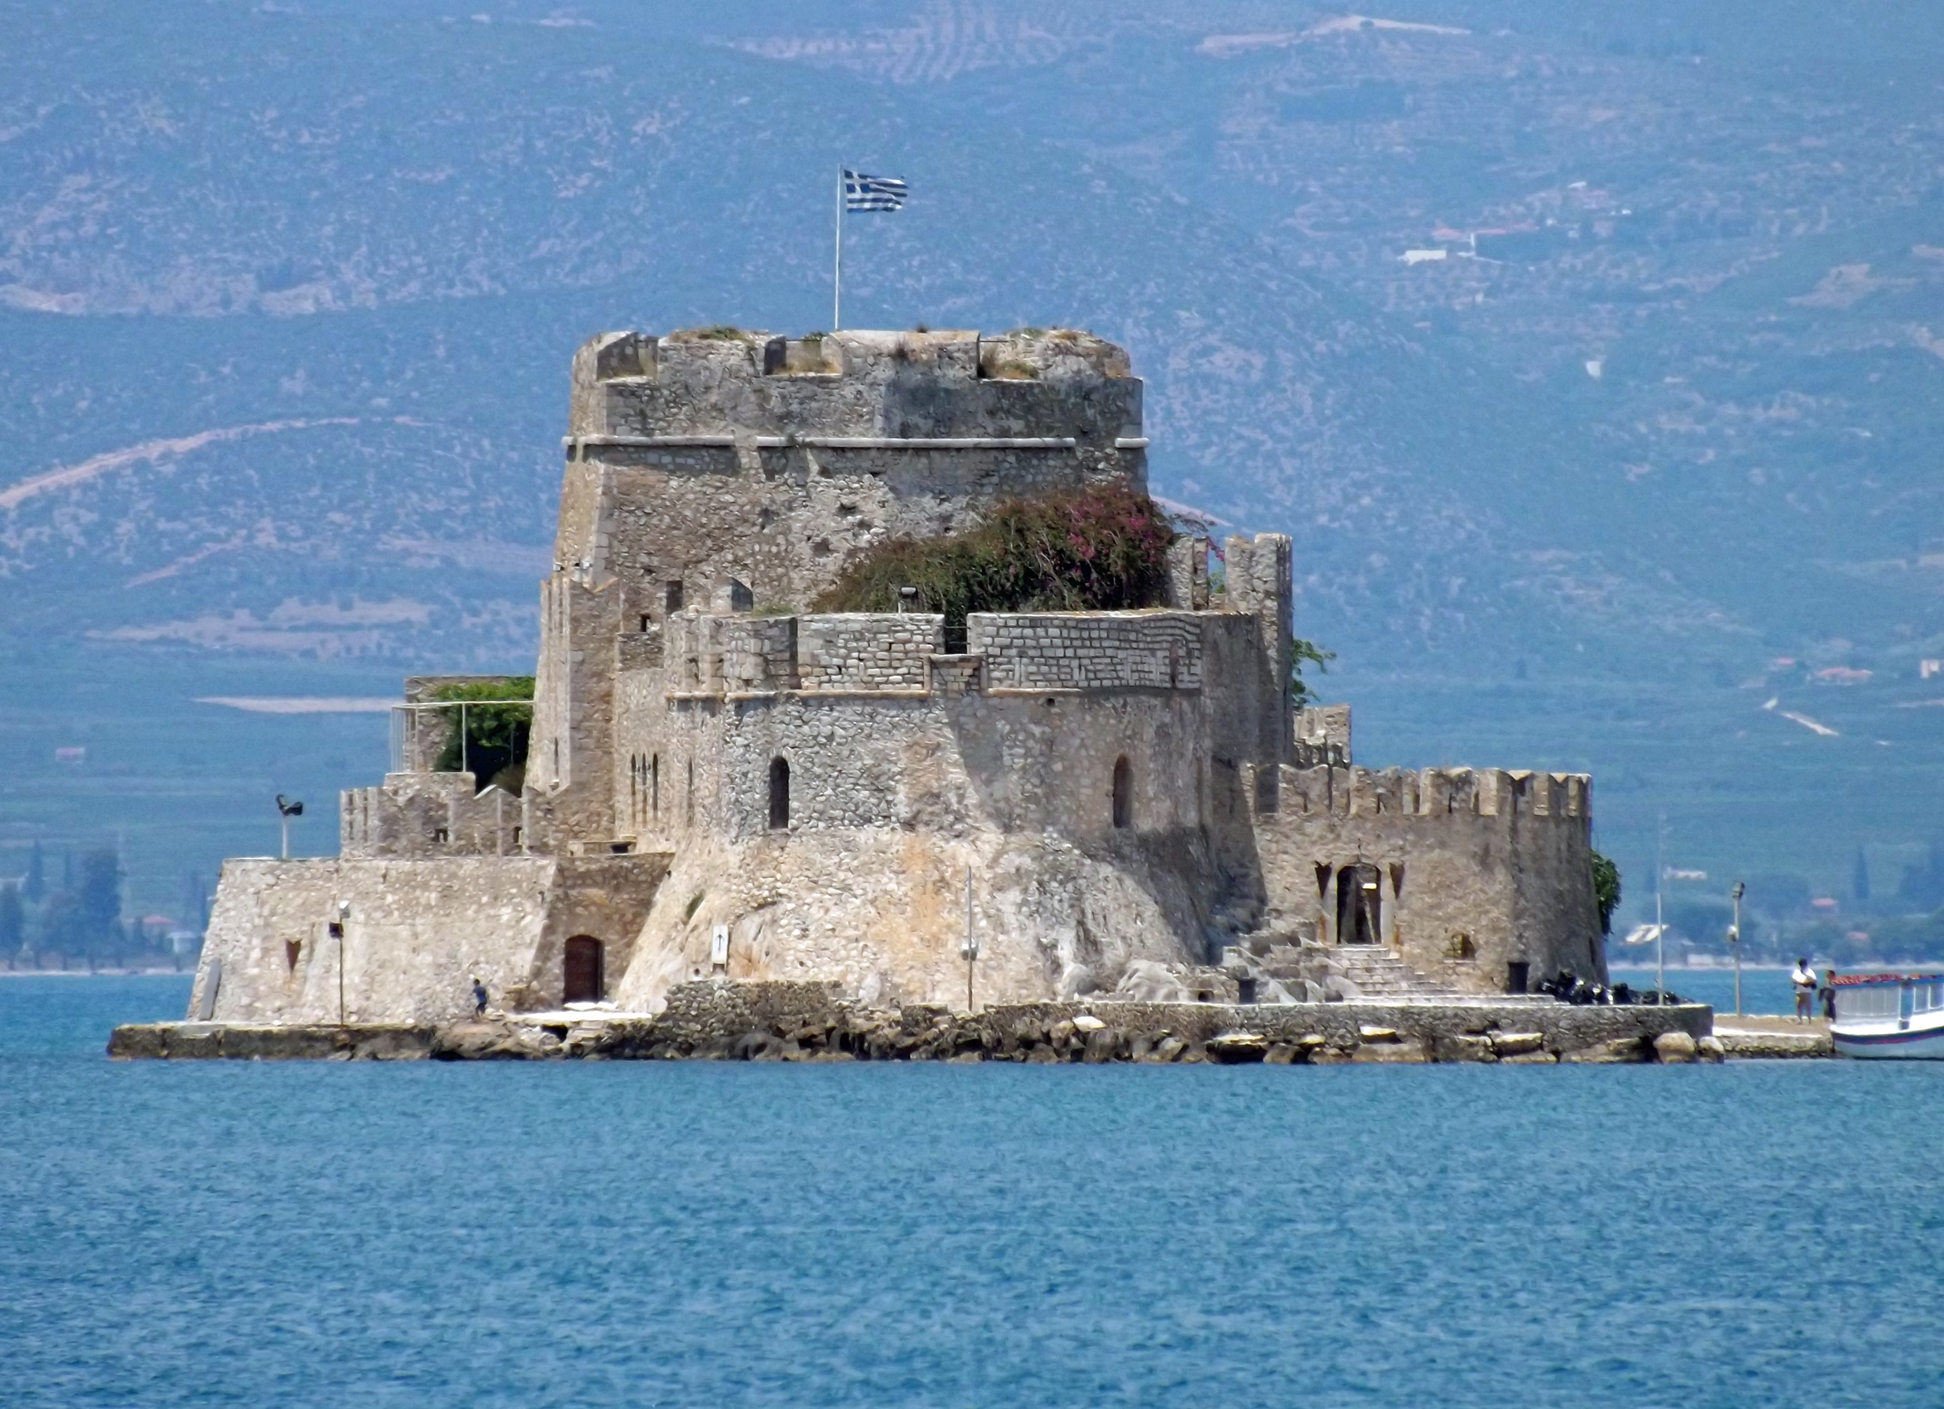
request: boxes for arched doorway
[768,756,790,830]
[1336,864,1382,945]
[563,935,605,1004]
[1111,756,1132,830]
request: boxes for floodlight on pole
[1730,881,1746,1017]
[959,864,979,1013]
[335,899,350,1027]
[276,794,304,860]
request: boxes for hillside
[1,0,1939,942]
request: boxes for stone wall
[341,772,525,859]
[1248,765,1603,995]
[191,854,667,1025]
[798,613,942,691]
[969,611,1205,691]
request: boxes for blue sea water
[1608,966,1801,1016]
[4,976,1943,1408]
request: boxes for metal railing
[388,699,534,775]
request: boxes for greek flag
[844,170,908,212]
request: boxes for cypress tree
[23,840,44,903]
[0,884,22,966]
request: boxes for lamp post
[959,864,978,1013]
[1654,811,1667,1001]
[335,899,349,1027]
[1730,881,1745,1017]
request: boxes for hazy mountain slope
[1,0,1938,924]
[1,3,1646,664]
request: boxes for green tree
[77,849,122,966]
[37,889,85,966]
[1290,637,1336,708]
[431,677,535,792]
[23,840,45,903]
[1592,851,1622,936]
[0,883,22,967]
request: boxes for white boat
[1831,972,1944,1059]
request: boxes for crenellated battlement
[567,328,1144,448]
[1270,765,1592,822]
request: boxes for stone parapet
[569,328,1142,448]
[1273,765,1591,821]
[798,613,942,691]
[969,610,1205,692]
[341,772,524,858]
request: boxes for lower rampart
[116,982,1721,1064]
[193,854,667,1026]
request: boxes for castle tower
[189,326,1603,1028]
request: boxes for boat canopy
[1833,974,1944,1025]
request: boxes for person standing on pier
[1790,958,1818,1022]
[1819,968,1838,1022]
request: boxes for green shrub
[812,483,1176,629]
[431,677,535,792]
[1592,851,1622,935]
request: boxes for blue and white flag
[844,170,908,212]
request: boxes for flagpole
[833,165,843,331]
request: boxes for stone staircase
[1222,938,1559,1006]
[1320,945,1458,1000]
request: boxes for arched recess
[1111,756,1132,830]
[1335,864,1383,945]
[563,935,605,1004]
[768,757,791,830]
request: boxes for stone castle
[190,328,1606,1027]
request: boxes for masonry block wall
[1248,765,1604,992]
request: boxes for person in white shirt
[1790,958,1818,1022]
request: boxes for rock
[1298,1033,1328,1049]
[1309,1046,1354,1064]
[1696,1035,1727,1063]
[735,1030,785,1061]
[1358,1025,1399,1043]
[107,1025,166,1059]
[1499,1050,1558,1065]
[1153,1035,1188,1063]
[432,1020,554,1061]
[1653,1030,1699,1064]
[1025,1043,1060,1064]
[1560,1036,1650,1064]
[1712,1029,1831,1058]
[1351,1041,1427,1063]
[1263,1043,1297,1064]
[1489,1030,1545,1056]
[1206,1031,1269,1064]
[1436,1034,1498,1063]
[1083,1027,1118,1063]
[1072,1014,1107,1033]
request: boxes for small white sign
[710,924,730,966]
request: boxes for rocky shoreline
[109,980,1750,1065]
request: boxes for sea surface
[1608,965,1800,1016]
[4,975,1942,1408]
